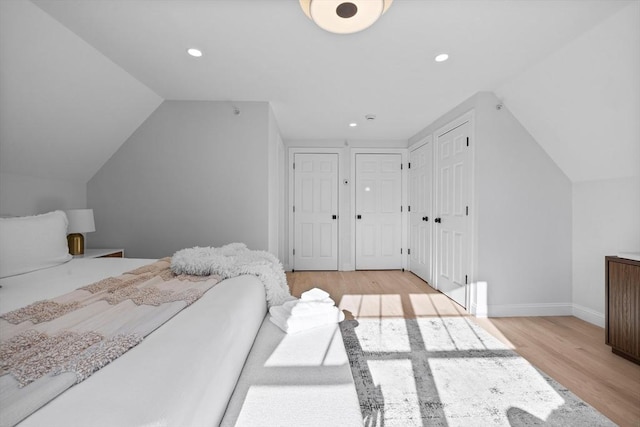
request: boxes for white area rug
[340,317,615,427]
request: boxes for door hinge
[465,275,468,284]
[466,206,469,216]
[293,206,295,213]
[400,248,403,254]
[408,162,411,169]
[466,137,469,147]
[293,249,295,255]
[408,205,411,212]
[408,248,411,255]
[293,162,295,170]
[401,206,403,212]
[400,163,403,170]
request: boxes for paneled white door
[435,122,471,308]
[293,153,338,270]
[409,142,433,285]
[355,154,402,270]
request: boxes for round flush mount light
[299,0,393,34]
[434,53,449,62]
[187,48,203,57]
[349,122,358,127]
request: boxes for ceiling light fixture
[434,53,449,62]
[349,122,358,127]
[187,48,203,58]
[299,0,393,34]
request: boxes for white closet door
[293,153,338,271]
[409,142,433,285]
[355,154,402,270]
[435,122,471,308]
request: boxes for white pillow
[0,210,73,278]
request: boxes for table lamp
[65,209,95,255]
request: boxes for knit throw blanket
[170,243,291,308]
[0,257,220,427]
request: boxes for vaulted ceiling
[1,0,637,183]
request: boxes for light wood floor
[287,270,640,427]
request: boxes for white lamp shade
[300,0,393,34]
[65,209,96,233]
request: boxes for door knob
[332,215,337,220]
[422,216,429,222]
[434,217,441,223]
[357,214,362,219]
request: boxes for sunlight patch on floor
[339,293,404,318]
[367,359,422,425]
[428,356,565,425]
[354,317,411,353]
[417,317,510,352]
[472,318,517,349]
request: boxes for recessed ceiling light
[349,122,358,127]
[187,48,203,58]
[435,53,449,62]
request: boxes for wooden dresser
[605,256,640,364]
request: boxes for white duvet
[0,258,267,427]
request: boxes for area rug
[340,317,615,427]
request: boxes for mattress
[0,258,267,427]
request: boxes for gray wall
[87,100,271,258]
[0,172,86,216]
[410,92,572,316]
[475,93,572,311]
[572,177,640,326]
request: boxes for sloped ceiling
[0,0,162,183]
[496,2,640,182]
[31,0,628,143]
[1,0,637,185]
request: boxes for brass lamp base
[67,233,85,255]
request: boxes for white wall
[572,177,640,326]
[494,3,639,324]
[0,0,162,184]
[267,106,285,258]
[0,172,86,216]
[87,101,273,258]
[410,92,573,317]
[495,2,639,183]
[0,0,161,219]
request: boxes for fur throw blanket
[170,243,290,308]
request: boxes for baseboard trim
[487,303,573,317]
[572,304,605,328]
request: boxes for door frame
[350,148,408,271]
[433,111,476,309]
[288,147,345,271]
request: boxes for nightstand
[75,249,124,258]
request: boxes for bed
[0,211,363,427]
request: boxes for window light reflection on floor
[428,355,565,423]
[367,359,421,424]
[339,293,404,318]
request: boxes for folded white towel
[282,298,335,316]
[269,305,345,334]
[300,288,330,302]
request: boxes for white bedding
[0,258,267,427]
[221,318,364,427]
